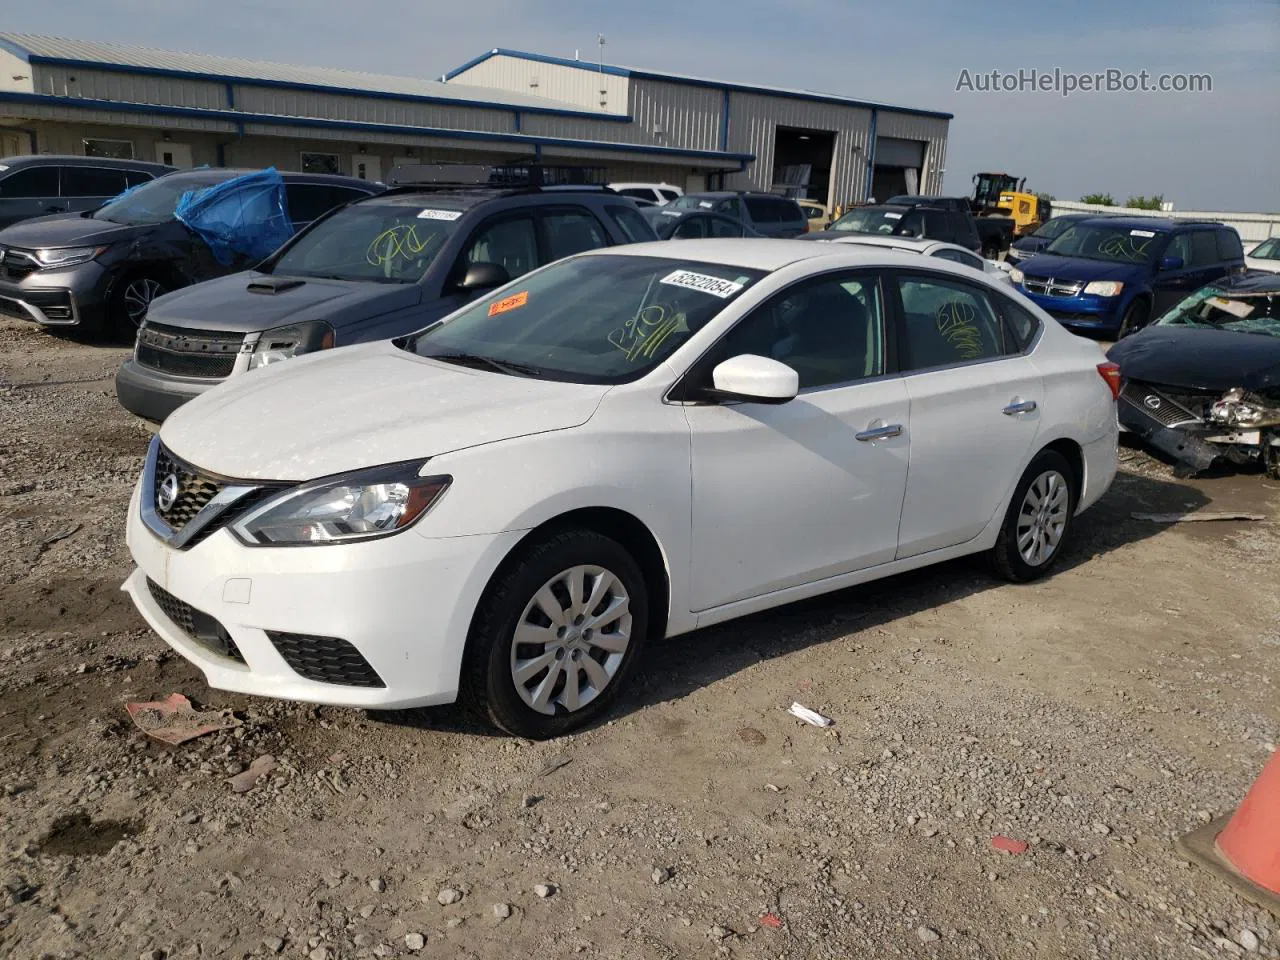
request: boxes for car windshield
[1034,216,1079,240]
[1157,286,1280,338]
[94,174,232,225]
[404,255,766,383]
[267,202,460,283]
[1251,238,1280,260]
[828,208,905,234]
[1044,223,1167,263]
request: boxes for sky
[6,0,1279,211]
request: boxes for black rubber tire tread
[462,528,649,740]
[1117,298,1149,339]
[990,449,1078,584]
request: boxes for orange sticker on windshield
[488,291,528,316]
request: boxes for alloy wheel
[1016,469,1070,566]
[510,564,632,716]
[123,278,164,327]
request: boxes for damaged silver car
[1108,271,1280,479]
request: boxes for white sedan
[1245,237,1280,274]
[123,240,1119,738]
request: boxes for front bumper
[0,261,109,328]
[1117,388,1276,471]
[123,479,525,709]
[1018,289,1123,333]
[116,358,220,423]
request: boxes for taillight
[1097,361,1121,401]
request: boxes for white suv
[609,182,683,206]
[124,240,1119,738]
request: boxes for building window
[300,152,341,175]
[83,138,134,160]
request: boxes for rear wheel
[990,450,1078,583]
[1116,298,1149,339]
[464,529,649,739]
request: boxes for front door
[155,142,193,168]
[890,271,1044,557]
[685,270,910,611]
[351,155,382,183]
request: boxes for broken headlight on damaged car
[231,462,451,545]
[1209,388,1280,428]
[247,320,335,370]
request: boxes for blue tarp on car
[175,168,294,265]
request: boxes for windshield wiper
[427,352,543,377]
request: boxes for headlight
[1009,267,1025,284]
[1084,280,1124,297]
[32,245,108,268]
[1209,388,1280,427]
[247,320,335,370]
[231,461,451,546]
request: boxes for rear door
[1152,230,1217,317]
[890,269,1045,558]
[60,166,130,214]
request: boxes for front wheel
[990,450,1078,583]
[1116,298,1149,339]
[111,275,168,336]
[464,529,649,739]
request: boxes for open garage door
[772,127,835,205]
[871,136,926,201]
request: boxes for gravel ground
[2,315,1279,960]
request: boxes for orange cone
[1178,751,1280,914]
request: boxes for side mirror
[458,261,510,291]
[1160,255,1184,272]
[709,354,799,404]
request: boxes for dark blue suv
[1011,217,1245,337]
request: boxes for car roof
[575,237,990,277]
[1078,216,1182,231]
[1218,271,1280,293]
[153,168,378,189]
[818,234,972,256]
[842,204,914,214]
[1,154,174,171]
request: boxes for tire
[463,529,650,739]
[990,450,1078,583]
[110,274,168,337]
[1116,298,1149,339]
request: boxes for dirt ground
[2,316,1278,960]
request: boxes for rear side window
[1217,229,1244,261]
[1188,230,1220,267]
[605,205,655,243]
[617,187,656,203]
[542,209,611,261]
[286,184,365,224]
[124,170,155,188]
[993,294,1041,351]
[658,189,680,202]
[0,166,59,198]
[743,197,776,223]
[61,167,129,197]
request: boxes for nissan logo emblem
[157,473,180,512]
[1144,396,1162,410]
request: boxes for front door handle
[1003,398,1038,415]
[855,420,903,442]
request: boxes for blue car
[1010,217,1245,338]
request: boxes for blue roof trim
[0,36,33,62]
[0,91,753,165]
[20,54,633,123]
[449,48,954,121]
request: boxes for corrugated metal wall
[449,55,629,114]
[32,65,227,111]
[874,112,950,195]
[234,87,515,133]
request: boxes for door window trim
[666,267,899,403]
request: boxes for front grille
[135,322,244,380]
[1120,382,1203,428]
[1023,276,1083,297]
[154,444,225,530]
[266,632,385,688]
[146,578,245,663]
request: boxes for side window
[708,216,743,238]
[659,189,680,202]
[706,273,885,389]
[1218,229,1244,261]
[1167,233,1194,265]
[773,199,801,224]
[742,197,774,223]
[923,210,949,239]
[123,170,155,188]
[719,197,744,220]
[605,205,654,243]
[0,166,59,198]
[931,247,984,271]
[1188,230,1219,267]
[60,167,128,197]
[897,274,1011,370]
[461,216,539,280]
[542,209,611,261]
[285,184,354,224]
[993,294,1042,351]
[671,216,707,239]
[618,188,653,202]
[897,210,925,238]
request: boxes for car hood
[147,271,422,334]
[0,212,145,248]
[1020,254,1142,282]
[159,341,612,480]
[1107,326,1280,392]
[1011,235,1049,253]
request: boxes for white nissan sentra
[123,240,1119,738]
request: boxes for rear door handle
[1003,399,1038,415]
[855,421,903,442]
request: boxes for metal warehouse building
[0,34,951,209]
